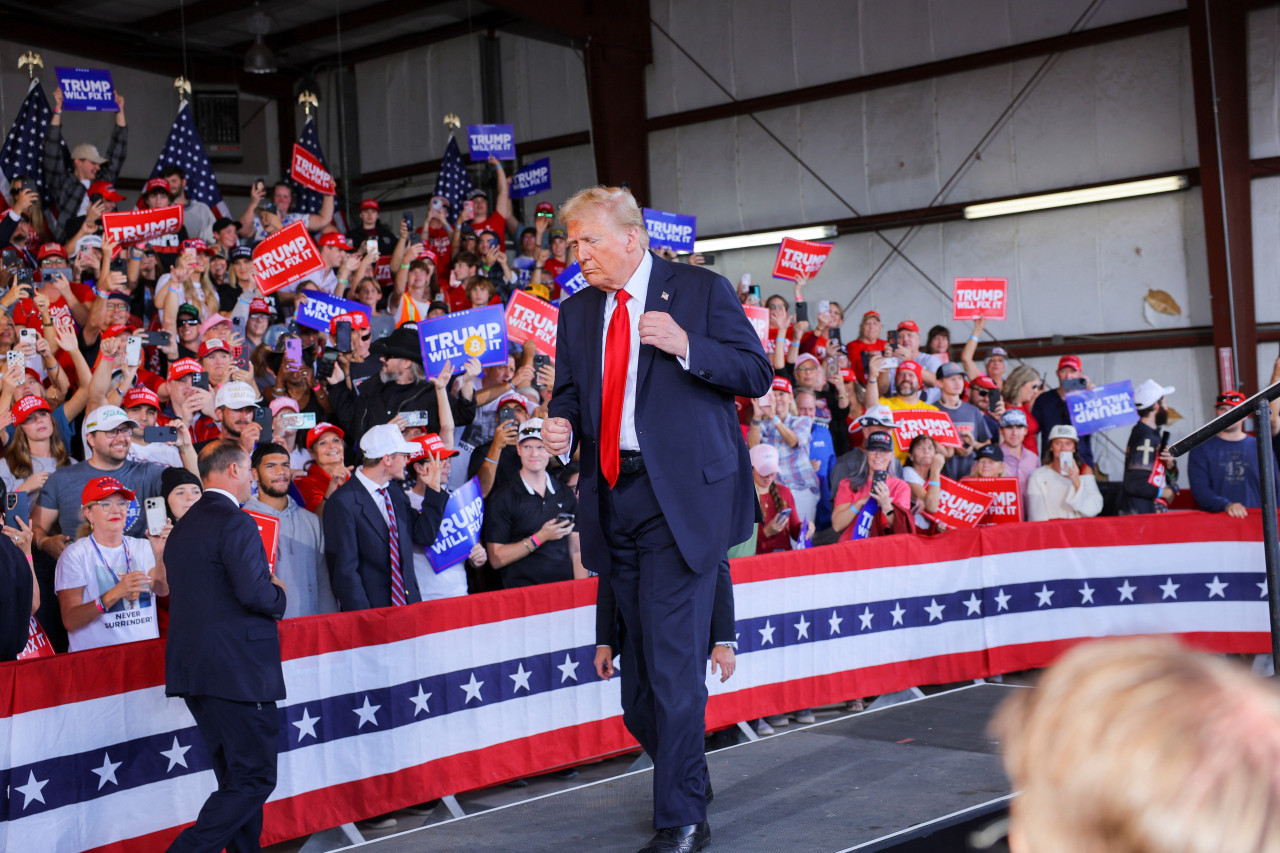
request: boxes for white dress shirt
[354,469,392,528]
[599,252,689,452]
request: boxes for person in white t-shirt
[408,433,479,600]
[54,476,169,652]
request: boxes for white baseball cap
[83,405,138,436]
[360,423,418,459]
[1133,378,1174,409]
[214,381,260,410]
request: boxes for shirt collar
[519,471,555,495]
[612,250,653,308]
[355,468,388,496]
[205,488,240,507]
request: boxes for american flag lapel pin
[661,291,669,301]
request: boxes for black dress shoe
[637,821,711,853]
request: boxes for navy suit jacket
[549,253,773,577]
[165,492,287,702]
[323,476,448,610]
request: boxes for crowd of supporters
[2,93,1278,694]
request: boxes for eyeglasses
[94,426,133,437]
[90,499,130,511]
[972,389,991,397]
[360,333,372,342]
[178,318,200,327]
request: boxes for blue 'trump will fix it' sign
[56,68,117,112]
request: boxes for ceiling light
[244,8,277,75]
[692,224,837,254]
[962,175,1190,220]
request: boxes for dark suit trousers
[603,466,716,829]
[168,696,279,853]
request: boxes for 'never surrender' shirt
[54,535,157,652]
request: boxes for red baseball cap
[415,247,438,266]
[121,386,161,410]
[771,376,793,394]
[862,310,880,321]
[897,320,919,333]
[182,239,213,255]
[329,311,371,336]
[495,391,533,415]
[23,368,42,385]
[360,199,379,211]
[11,394,50,424]
[198,338,232,358]
[319,232,353,250]
[410,432,459,461]
[88,180,125,202]
[101,324,132,340]
[81,476,135,505]
[306,422,345,449]
[143,177,172,196]
[535,202,555,215]
[897,360,924,384]
[249,298,273,316]
[1216,390,1247,408]
[972,374,999,391]
[37,243,67,261]
[1058,355,1083,372]
[167,358,202,381]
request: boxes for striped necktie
[380,487,406,606]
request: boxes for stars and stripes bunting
[0,512,1270,852]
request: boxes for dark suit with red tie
[550,251,772,831]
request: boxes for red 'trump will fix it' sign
[952,277,1007,321]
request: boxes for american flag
[291,116,330,216]
[151,102,230,217]
[433,135,474,225]
[290,115,345,230]
[0,79,67,206]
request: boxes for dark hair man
[165,440,287,852]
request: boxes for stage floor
[346,683,1018,853]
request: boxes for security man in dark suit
[545,187,772,853]
[165,440,287,853]
[323,423,448,610]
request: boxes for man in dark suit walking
[165,440,287,853]
[544,186,773,853]
[323,423,448,610]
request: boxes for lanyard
[88,535,132,586]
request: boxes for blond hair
[559,186,649,250]
[993,637,1280,853]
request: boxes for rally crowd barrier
[1,511,1270,852]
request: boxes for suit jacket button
[592,486,598,494]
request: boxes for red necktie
[601,289,631,487]
[380,487,406,606]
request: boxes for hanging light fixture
[244,6,277,74]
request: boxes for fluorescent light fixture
[963,175,1189,220]
[692,224,837,253]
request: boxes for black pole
[1255,400,1280,668]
